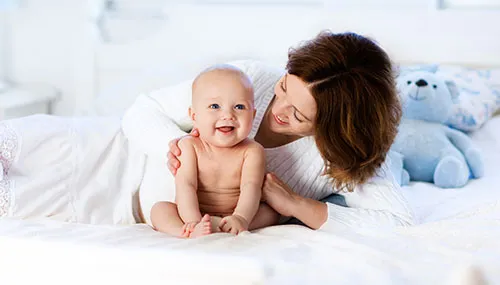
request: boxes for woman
[123,31,415,231]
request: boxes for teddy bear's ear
[445,79,460,102]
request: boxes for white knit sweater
[121,60,415,231]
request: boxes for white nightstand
[0,84,59,120]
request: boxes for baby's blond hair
[192,64,253,101]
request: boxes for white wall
[8,1,500,115]
[9,0,91,115]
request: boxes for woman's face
[266,73,317,137]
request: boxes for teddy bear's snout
[415,79,428,87]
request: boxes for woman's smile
[273,114,288,125]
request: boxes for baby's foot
[190,214,212,238]
[180,222,197,238]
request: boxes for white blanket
[1,117,500,285]
[0,210,498,285]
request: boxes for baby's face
[190,72,255,148]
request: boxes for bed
[1,2,500,285]
[1,132,500,284]
[1,122,500,284]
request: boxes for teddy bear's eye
[407,81,412,85]
[432,84,437,89]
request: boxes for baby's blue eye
[235,104,245,110]
[209,104,220,109]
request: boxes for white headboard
[76,2,500,115]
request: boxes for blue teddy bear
[390,71,484,188]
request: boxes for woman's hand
[263,173,328,229]
[167,128,199,175]
[262,173,299,218]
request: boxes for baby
[150,65,278,238]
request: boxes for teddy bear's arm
[445,128,475,154]
[445,128,484,178]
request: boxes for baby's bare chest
[196,151,245,191]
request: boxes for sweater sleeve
[319,157,416,232]
[121,79,194,157]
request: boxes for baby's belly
[198,189,240,217]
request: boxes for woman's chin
[268,122,288,135]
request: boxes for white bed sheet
[1,117,500,285]
[400,116,500,224]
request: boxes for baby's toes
[203,223,211,234]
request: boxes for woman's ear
[189,106,196,121]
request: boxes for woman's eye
[280,81,286,91]
[235,104,245,110]
[293,111,303,123]
[209,104,220,109]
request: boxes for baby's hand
[218,215,249,235]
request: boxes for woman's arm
[322,158,416,230]
[319,178,415,231]
[262,173,327,230]
[263,161,416,231]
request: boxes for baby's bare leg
[150,201,188,237]
[248,202,281,230]
[151,202,212,238]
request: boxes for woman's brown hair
[286,31,401,192]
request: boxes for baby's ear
[188,106,196,121]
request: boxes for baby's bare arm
[174,138,202,223]
[233,143,266,225]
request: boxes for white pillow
[398,64,500,131]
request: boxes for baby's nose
[222,111,235,120]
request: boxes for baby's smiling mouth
[216,126,235,133]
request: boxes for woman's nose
[273,98,291,116]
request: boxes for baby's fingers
[190,128,200,137]
[218,218,227,229]
[167,151,180,168]
[219,219,232,233]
